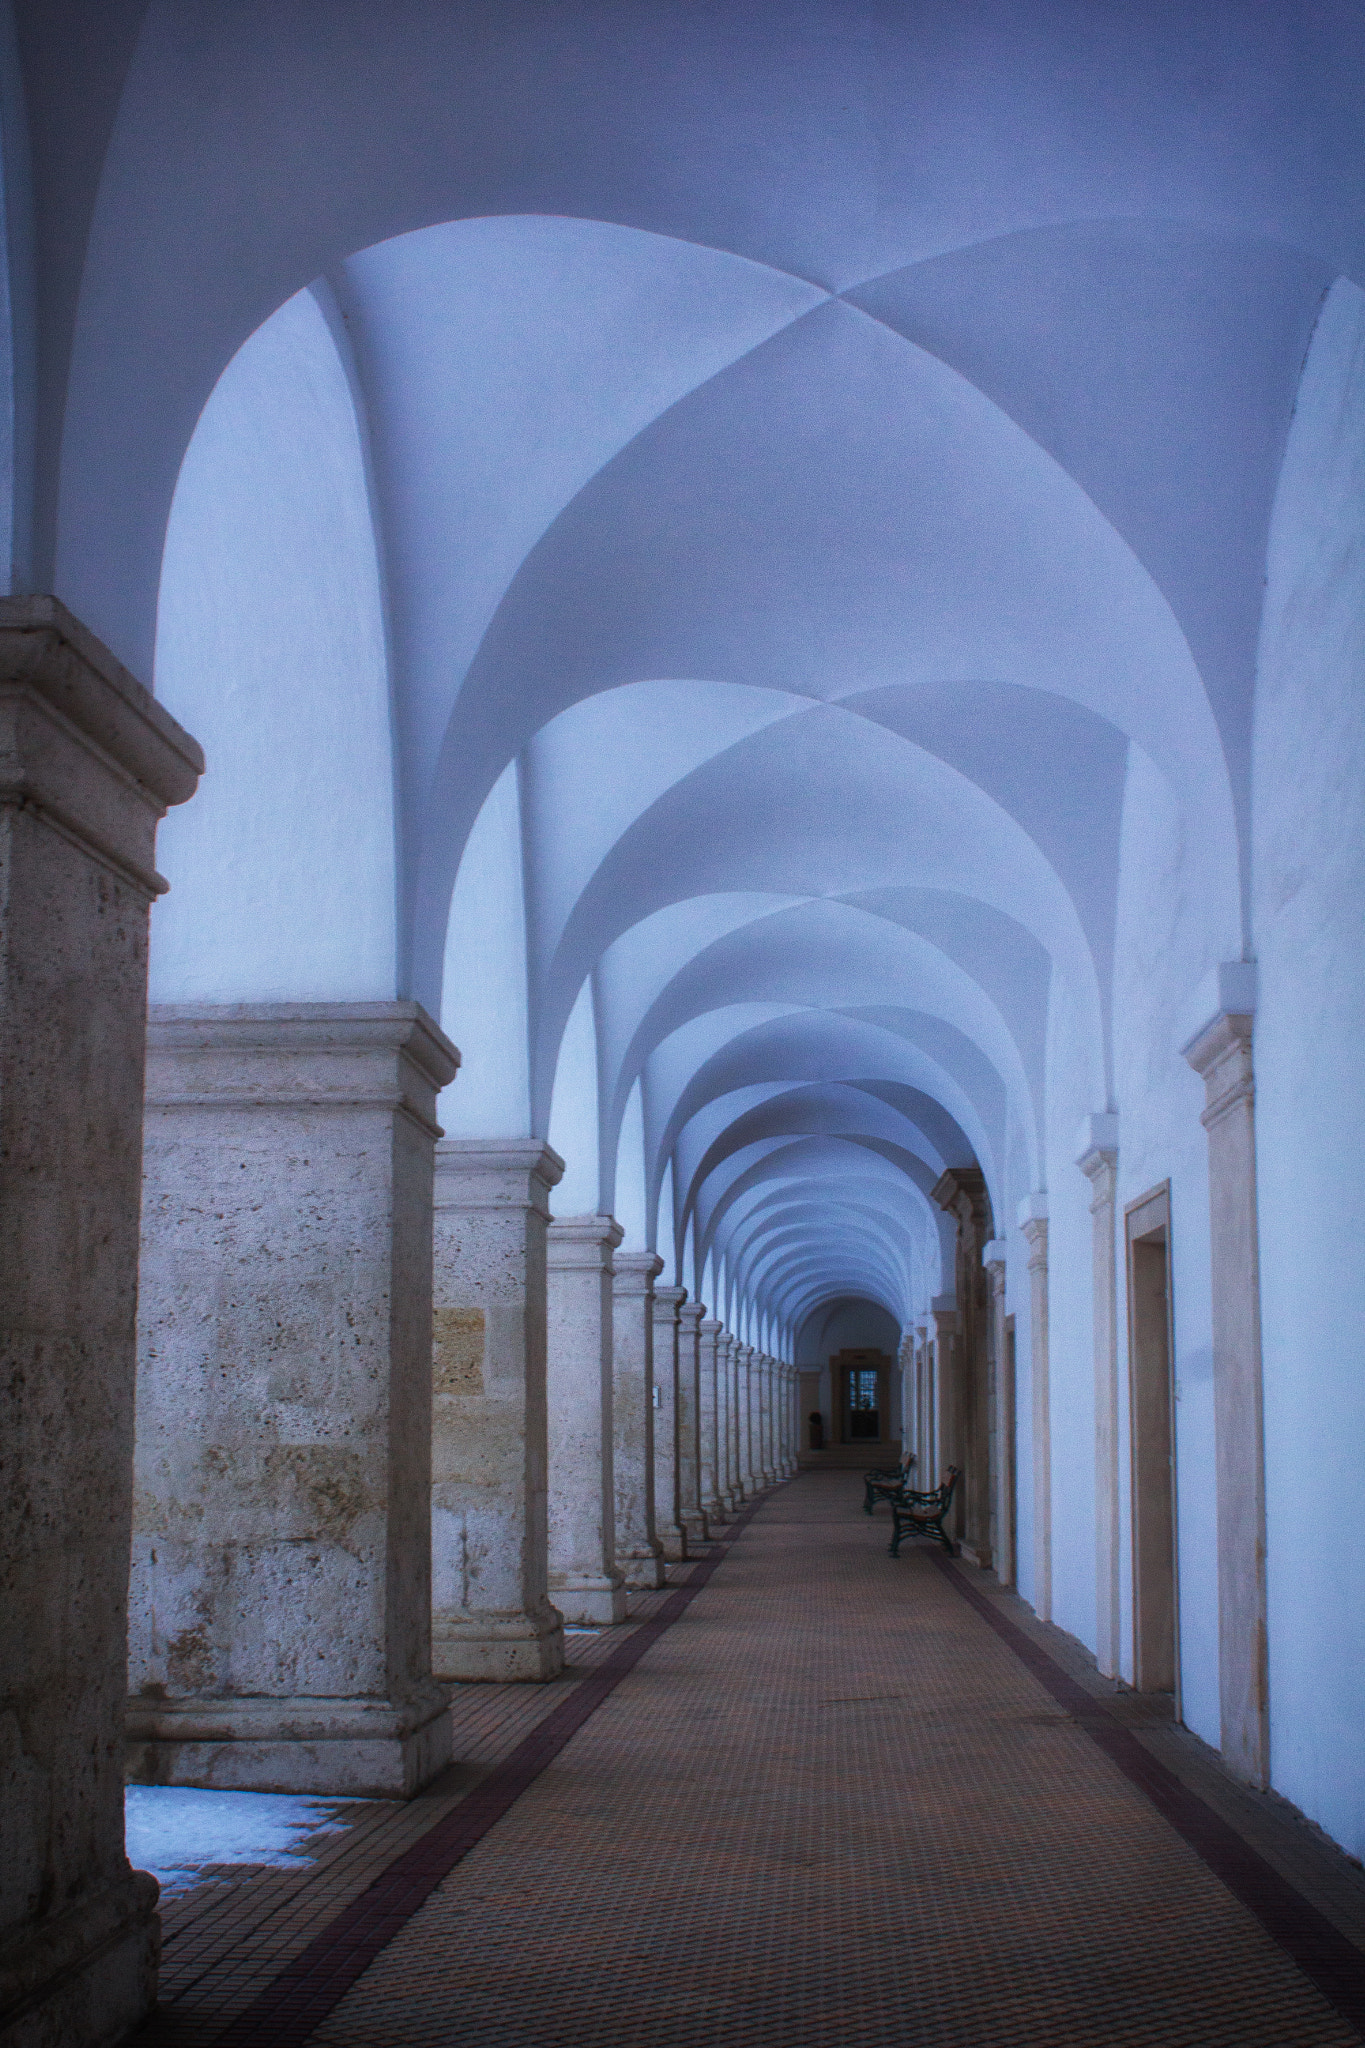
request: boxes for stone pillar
[748,1347,766,1488]
[737,1343,756,1495]
[546,1216,627,1624]
[698,1317,728,1524]
[0,599,201,2048]
[931,1296,959,1502]
[613,1252,666,1590]
[650,1285,688,1561]
[429,1139,565,1683]
[1019,1196,1052,1622]
[129,1004,459,1797]
[983,1241,1015,1589]
[677,1301,711,1541]
[1078,1116,1121,1680]
[760,1354,777,1483]
[932,1167,994,1566]
[721,1332,743,1508]
[786,1363,799,1476]
[1184,993,1270,1787]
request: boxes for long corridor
[137,1472,1365,2048]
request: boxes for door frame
[1124,1181,1181,1713]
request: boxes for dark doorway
[835,1349,890,1445]
[1126,1185,1178,1697]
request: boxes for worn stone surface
[1020,1199,1052,1622]
[612,1254,665,1589]
[699,1320,728,1524]
[650,1287,688,1561]
[546,1217,626,1624]
[128,1004,458,1797]
[430,1140,565,1683]
[0,598,202,2048]
[677,1302,711,1542]
[1185,1009,1270,1788]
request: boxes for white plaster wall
[1110,743,1224,1745]
[439,759,531,1137]
[151,288,397,1001]
[1254,277,1365,1860]
[548,978,602,1216]
[614,1081,649,1249]
[1041,982,1100,1653]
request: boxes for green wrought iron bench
[888,1466,960,1557]
[862,1453,915,1515]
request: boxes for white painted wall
[548,976,603,1216]
[1110,742,1224,1745]
[1254,276,1365,1861]
[439,759,532,1136]
[151,287,397,1002]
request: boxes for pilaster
[613,1252,666,1589]
[1078,1116,1120,1679]
[546,1216,627,1624]
[429,1139,565,1684]
[983,1241,1014,1589]
[1184,999,1269,1787]
[0,598,202,2048]
[1019,1195,1052,1622]
[129,1003,460,1794]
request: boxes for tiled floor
[134,1473,1365,2047]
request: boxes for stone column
[748,1346,766,1488]
[983,1241,1015,1589]
[1184,994,1270,1787]
[785,1364,799,1476]
[613,1252,666,1590]
[932,1168,993,1566]
[429,1139,565,1684]
[1078,1116,1121,1679]
[760,1354,777,1483]
[651,1285,688,1562]
[129,1004,459,1797]
[721,1332,743,1508]
[698,1316,727,1524]
[546,1216,627,1624]
[678,1301,711,1541]
[931,1296,959,1521]
[1019,1196,1052,1622]
[737,1343,756,1496]
[0,599,201,2048]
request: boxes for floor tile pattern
[136,1474,1365,2047]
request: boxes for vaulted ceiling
[39,0,1362,1353]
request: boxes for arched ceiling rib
[119,3,1365,1354]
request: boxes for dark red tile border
[207,1493,775,2048]
[932,1550,1365,2041]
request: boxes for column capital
[435,1137,564,1216]
[652,1284,687,1319]
[0,592,203,897]
[679,1300,707,1330]
[612,1250,664,1295]
[1076,1113,1119,1208]
[699,1316,723,1338]
[146,1001,460,1135]
[1183,1010,1255,1131]
[546,1213,624,1271]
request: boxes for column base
[433,1606,565,1684]
[959,1542,993,1572]
[655,1523,689,1563]
[125,1683,452,1798]
[703,1496,729,1526]
[549,1573,627,1625]
[680,1509,710,1545]
[618,1547,666,1590]
[725,1487,745,1512]
[0,1872,158,2048]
